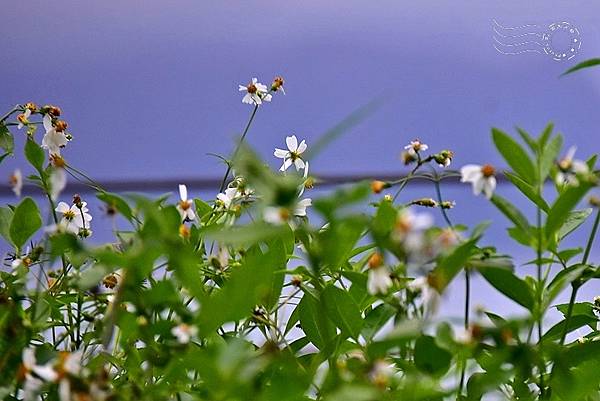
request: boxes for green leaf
[9,197,42,251]
[515,127,538,153]
[492,128,536,184]
[539,133,562,182]
[322,284,363,340]
[542,315,596,342]
[503,172,549,212]
[545,182,593,247]
[0,123,14,154]
[97,192,133,222]
[562,58,600,76]
[479,267,534,310]
[194,198,213,220]
[432,236,480,291]
[414,335,452,376]
[24,138,45,174]
[0,207,14,246]
[297,291,336,351]
[559,208,592,239]
[361,303,396,341]
[544,264,588,310]
[490,194,531,233]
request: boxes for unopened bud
[72,194,82,208]
[179,224,190,238]
[48,106,61,117]
[411,198,437,208]
[54,120,68,132]
[589,196,600,208]
[371,180,389,194]
[271,76,285,92]
[291,275,303,287]
[440,200,456,209]
[368,252,384,269]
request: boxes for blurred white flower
[369,359,395,387]
[404,139,428,156]
[216,187,239,209]
[9,169,22,197]
[460,164,497,199]
[274,135,307,171]
[21,348,58,401]
[49,167,67,201]
[176,184,195,221]
[171,323,198,344]
[56,351,83,401]
[367,265,393,295]
[408,276,440,317]
[41,114,68,156]
[556,146,589,186]
[55,202,92,234]
[393,208,433,252]
[238,78,271,105]
[294,198,312,217]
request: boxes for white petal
[187,209,196,221]
[179,184,188,201]
[483,177,496,199]
[460,165,482,183]
[43,114,53,132]
[238,85,247,92]
[55,202,70,214]
[296,140,307,154]
[281,158,293,171]
[274,148,288,158]
[473,177,485,196]
[286,135,298,152]
[294,158,305,170]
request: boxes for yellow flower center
[64,210,76,220]
[481,164,495,178]
[246,84,257,94]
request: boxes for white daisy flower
[274,135,307,171]
[460,164,497,199]
[238,78,271,106]
[176,184,195,221]
[55,202,92,234]
[41,114,68,156]
[369,359,395,387]
[171,323,198,344]
[408,276,440,317]
[393,208,433,252]
[556,146,589,186]
[294,198,312,217]
[367,265,393,295]
[21,348,58,401]
[216,187,239,209]
[404,139,428,156]
[9,169,22,197]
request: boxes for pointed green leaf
[492,128,536,184]
[504,172,549,212]
[9,197,42,251]
[24,138,45,174]
[479,267,534,310]
[562,58,600,76]
[322,284,363,339]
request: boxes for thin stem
[0,105,20,123]
[560,209,600,345]
[391,155,432,202]
[218,105,259,192]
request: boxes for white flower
[17,109,31,130]
[238,78,271,105]
[393,208,433,252]
[9,169,22,197]
[369,359,395,387]
[556,146,589,186]
[55,202,92,234]
[454,328,473,344]
[41,114,68,156]
[294,198,312,217]
[56,352,83,401]
[171,323,198,344]
[404,139,428,156]
[367,265,393,295]
[408,276,440,317]
[176,184,195,221]
[21,348,58,400]
[49,167,67,201]
[274,135,308,171]
[299,161,311,196]
[216,187,239,209]
[460,164,497,199]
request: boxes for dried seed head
[271,76,284,91]
[371,180,388,194]
[54,120,68,132]
[481,164,495,178]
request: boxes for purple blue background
[2,1,600,327]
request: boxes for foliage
[0,79,599,401]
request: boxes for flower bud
[25,102,37,112]
[589,196,600,208]
[400,151,416,165]
[368,252,384,269]
[291,275,303,287]
[434,150,454,167]
[102,274,119,289]
[72,194,83,208]
[54,120,68,132]
[411,198,437,208]
[271,76,285,92]
[440,200,456,209]
[371,180,389,194]
[48,106,62,117]
[179,224,190,238]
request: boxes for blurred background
[2,0,600,323]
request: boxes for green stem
[218,104,259,192]
[0,105,20,123]
[559,209,600,345]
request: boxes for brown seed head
[481,164,495,178]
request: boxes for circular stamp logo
[542,22,581,61]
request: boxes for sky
[1,0,600,324]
